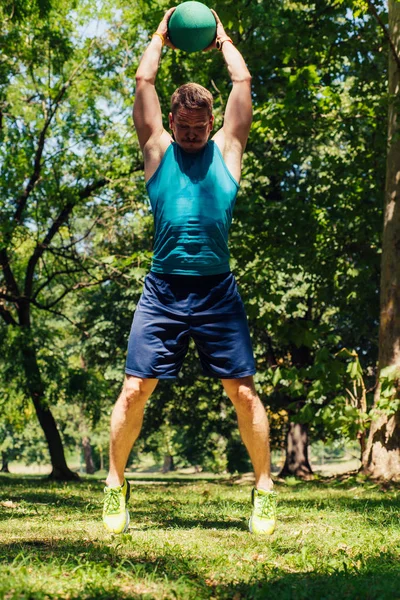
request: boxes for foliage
[0,0,149,474]
[233,0,386,445]
[375,365,400,416]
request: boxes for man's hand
[155,7,177,49]
[203,9,229,51]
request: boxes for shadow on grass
[0,491,93,508]
[0,475,103,522]
[281,496,400,525]
[131,516,246,531]
[2,474,400,529]
[0,494,246,531]
[0,538,211,598]
[275,474,400,492]
[216,564,400,600]
[0,539,399,600]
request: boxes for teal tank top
[146,141,239,276]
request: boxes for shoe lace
[255,491,277,519]
[104,487,122,515]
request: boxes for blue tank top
[146,141,239,276]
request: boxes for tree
[362,0,400,480]
[0,1,144,479]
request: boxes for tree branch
[0,302,17,326]
[367,0,400,71]
[41,277,111,310]
[30,274,111,316]
[78,177,108,200]
[32,268,84,300]
[13,38,98,225]
[29,301,90,337]
[0,289,18,303]
[0,248,20,296]
[59,215,102,251]
[24,201,75,298]
[44,247,95,281]
[24,177,108,298]
[13,114,51,224]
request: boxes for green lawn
[0,474,399,599]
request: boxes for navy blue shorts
[125,271,256,379]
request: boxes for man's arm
[211,12,252,181]
[133,9,175,162]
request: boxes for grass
[0,473,399,599]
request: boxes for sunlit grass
[0,474,399,599]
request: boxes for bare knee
[225,380,269,431]
[223,377,259,410]
[119,376,157,410]
[236,385,260,413]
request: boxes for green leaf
[379,365,400,382]
[272,367,282,387]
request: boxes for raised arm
[211,12,252,177]
[133,8,175,152]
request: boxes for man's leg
[221,375,273,491]
[106,375,158,487]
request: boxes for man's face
[169,107,214,153]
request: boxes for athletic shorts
[125,271,256,379]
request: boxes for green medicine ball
[168,1,217,53]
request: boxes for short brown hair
[171,83,213,116]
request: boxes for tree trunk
[162,454,174,473]
[363,411,400,479]
[99,447,104,471]
[1,452,10,473]
[82,436,96,474]
[362,0,400,480]
[21,339,79,481]
[279,422,313,478]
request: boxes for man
[102,7,277,536]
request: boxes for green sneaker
[103,479,130,534]
[249,488,277,535]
